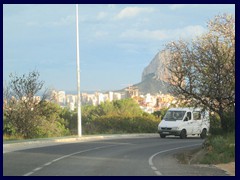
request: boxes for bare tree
[3,70,50,138]
[165,14,235,131]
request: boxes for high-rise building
[109,91,113,102]
[113,92,122,100]
[58,91,66,106]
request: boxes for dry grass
[175,146,235,176]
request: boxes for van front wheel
[180,130,187,139]
[160,134,166,138]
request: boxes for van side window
[193,112,201,120]
[187,112,191,120]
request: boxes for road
[3,135,228,176]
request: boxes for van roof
[168,107,202,111]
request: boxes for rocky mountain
[114,51,172,95]
[142,51,170,82]
[133,73,169,95]
[133,51,171,95]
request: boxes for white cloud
[115,7,154,20]
[120,25,206,41]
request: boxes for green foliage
[4,100,42,138]
[86,98,143,118]
[3,118,16,136]
[35,117,70,138]
[83,115,159,134]
[201,133,235,164]
[222,107,235,132]
[3,101,71,139]
[152,107,169,120]
[82,98,144,121]
[49,98,159,136]
[81,99,158,134]
[209,114,222,135]
[112,99,143,116]
[4,97,159,138]
[210,108,235,135]
[60,107,77,134]
[34,102,71,138]
[3,70,70,139]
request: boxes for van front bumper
[158,129,182,136]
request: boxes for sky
[3,4,235,93]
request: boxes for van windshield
[163,111,186,121]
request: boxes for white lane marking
[155,171,162,176]
[23,172,34,176]
[151,166,157,171]
[33,167,43,171]
[23,144,118,176]
[44,162,52,166]
[148,143,202,176]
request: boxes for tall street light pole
[76,4,82,137]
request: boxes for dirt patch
[215,162,235,176]
[174,148,235,176]
[174,147,206,164]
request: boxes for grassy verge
[175,132,235,165]
[200,132,235,164]
[3,134,24,141]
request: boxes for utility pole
[76,4,82,137]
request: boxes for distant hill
[142,51,170,83]
[117,51,171,95]
[133,73,169,95]
[116,73,170,96]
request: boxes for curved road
[3,135,227,176]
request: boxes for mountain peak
[142,51,170,83]
[131,51,171,95]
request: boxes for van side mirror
[184,117,189,121]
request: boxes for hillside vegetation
[4,98,159,139]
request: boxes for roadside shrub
[201,133,235,164]
[83,115,159,134]
[223,110,235,132]
[81,99,159,135]
[209,109,235,135]
[209,114,222,135]
[3,102,71,139]
[23,116,70,138]
[153,107,169,120]
[3,116,17,136]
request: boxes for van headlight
[171,127,179,130]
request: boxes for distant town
[50,86,176,113]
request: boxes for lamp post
[76,4,82,137]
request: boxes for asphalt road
[3,135,228,176]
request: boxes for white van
[158,107,210,139]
